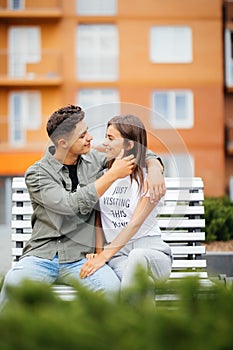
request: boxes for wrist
[101,249,111,262]
[105,167,118,182]
[148,163,164,175]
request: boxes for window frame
[151,89,194,129]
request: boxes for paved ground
[0,225,12,278]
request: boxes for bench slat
[170,271,208,279]
[161,232,205,241]
[158,206,204,215]
[12,190,204,203]
[12,219,205,230]
[170,246,205,255]
[12,205,204,216]
[12,176,204,190]
[172,260,206,269]
[158,218,205,228]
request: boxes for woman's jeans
[0,254,120,311]
[108,236,173,289]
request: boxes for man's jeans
[0,255,120,310]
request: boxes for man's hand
[95,149,135,197]
[146,160,166,203]
[109,149,136,179]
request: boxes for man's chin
[83,146,91,153]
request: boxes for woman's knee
[128,248,147,261]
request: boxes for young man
[0,105,165,309]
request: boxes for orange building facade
[0,0,229,223]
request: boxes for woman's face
[103,125,125,160]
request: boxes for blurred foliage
[0,275,233,350]
[204,196,233,242]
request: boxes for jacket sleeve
[25,164,99,217]
[145,149,164,169]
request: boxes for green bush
[204,196,233,242]
[0,277,233,350]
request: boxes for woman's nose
[102,138,109,146]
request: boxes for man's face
[67,120,93,156]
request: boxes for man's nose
[86,132,93,141]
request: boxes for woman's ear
[126,140,134,150]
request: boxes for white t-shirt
[99,172,162,244]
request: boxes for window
[150,26,192,63]
[76,24,118,81]
[151,90,194,129]
[162,153,194,177]
[8,0,24,10]
[77,0,117,15]
[77,88,120,141]
[225,29,233,87]
[9,92,41,146]
[8,26,41,78]
[0,177,12,225]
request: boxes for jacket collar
[45,146,92,173]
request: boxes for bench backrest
[11,176,207,280]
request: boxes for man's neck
[53,149,79,165]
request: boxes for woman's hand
[80,254,108,279]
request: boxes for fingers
[149,184,166,203]
[80,259,99,279]
[116,149,135,162]
[116,149,124,159]
[80,264,94,279]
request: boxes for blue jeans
[0,255,120,310]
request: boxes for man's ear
[58,138,68,149]
[126,140,134,150]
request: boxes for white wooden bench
[11,176,209,300]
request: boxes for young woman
[80,114,172,288]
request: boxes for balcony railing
[0,115,47,151]
[0,0,62,18]
[0,50,63,85]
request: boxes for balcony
[0,0,62,20]
[0,50,63,86]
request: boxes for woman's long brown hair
[106,114,147,193]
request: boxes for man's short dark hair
[47,105,85,145]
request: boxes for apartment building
[0,0,227,226]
